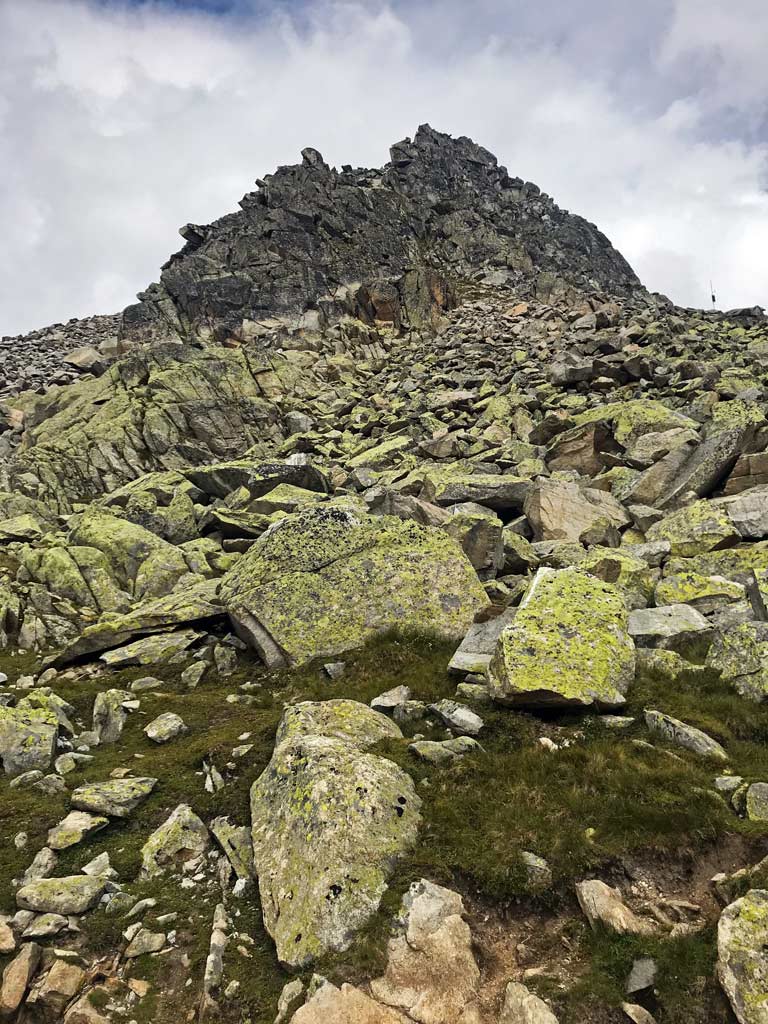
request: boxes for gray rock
[0,942,41,1018]
[0,703,57,776]
[626,957,657,995]
[576,879,654,935]
[144,712,187,744]
[370,686,411,715]
[521,851,553,893]
[746,783,768,821]
[250,700,421,968]
[16,876,105,915]
[71,776,157,818]
[644,710,728,761]
[125,928,166,958]
[210,816,254,881]
[428,699,484,736]
[499,982,560,1024]
[447,607,516,675]
[628,604,713,657]
[274,979,305,1024]
[181,662,208,689]
[47,810,109,851]
[718,889,768,1024]
[92,688,132,744]
[140,804,209,878]
[21,913,69,938]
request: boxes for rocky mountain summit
[0,126,768,1024]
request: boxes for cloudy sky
[1,0,767,336]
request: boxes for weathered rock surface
[488,567,635,708]
[221,505,488,667]
[16,877,105,915]
[140,804,210,878]
[250,700,421,967]
[718,889,768,1024]
[71,776,157,818]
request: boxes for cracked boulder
[220,505,488,668]
[488,567,635,709]
[250,700,421,968]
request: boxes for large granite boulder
[488,568,635,708]
[250,700,421,968]
[220,505,488,668]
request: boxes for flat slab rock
[250,700,421,968]
[488,567,635,709]
[71,776,157,818]
[16,876,105,915]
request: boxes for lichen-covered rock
[144,712,187,744]
[250,700,421,967]
[718,889,768,1024]
[140,804,209,878]
[16,876,106,915]
[746,784,768,822]
[488,568,635,709]
[654,571,744,613]
[51,577,221,666]
[708,622,768,701]
[91,688,132,744]
[71,776,157,818]
[524,478,631,543]
[47,811,109,851]
[575,399,698,448]
[19,544,132,616]
[210,816,254,880]
[645,500,739,556]
[67,507,190,600]
[580,547,655,610]
[220,505,488,668]
[0,702,58,776]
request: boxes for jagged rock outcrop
[120,125,641,347]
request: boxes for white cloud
[0,0,766,336]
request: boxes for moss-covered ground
[1,633,767,1022]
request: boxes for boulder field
[0,126,767,1023]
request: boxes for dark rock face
[120,124,642,345]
